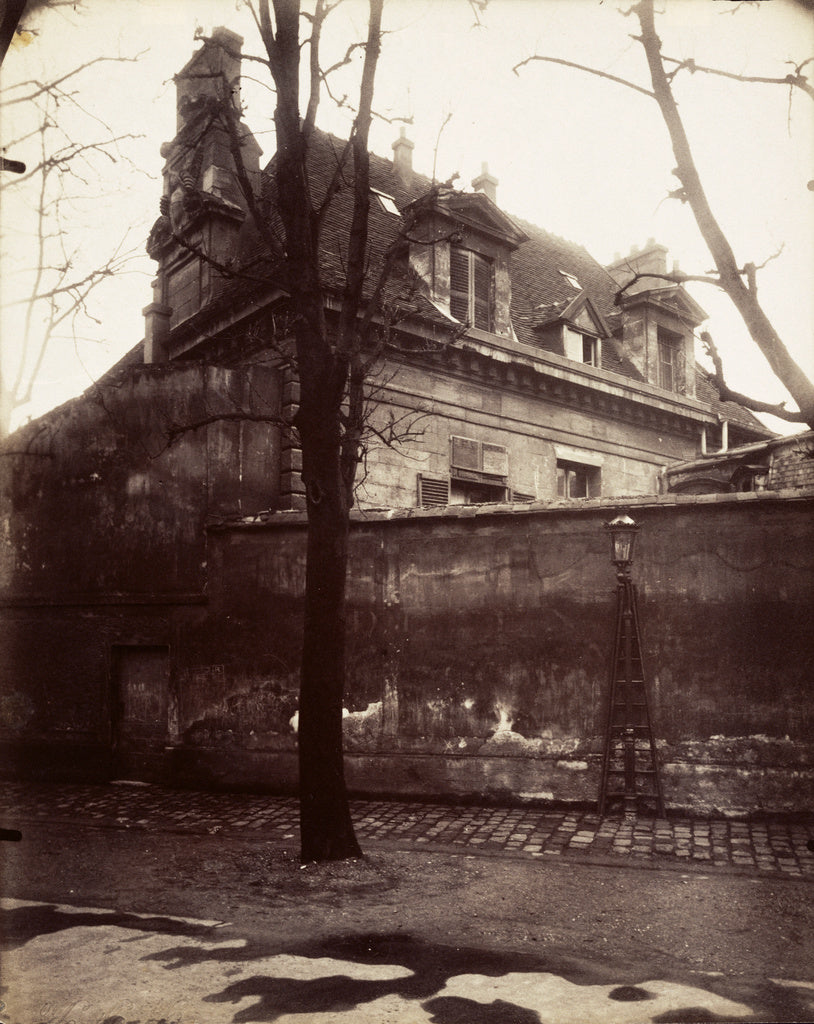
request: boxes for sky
[1,0,812,433]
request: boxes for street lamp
[598,512,664,819]
[606,512,638,574]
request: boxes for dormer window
[564,326,601,367]
[450,247,492,330]
[582,335,598,367]
[657,325,683,392]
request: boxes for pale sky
[1,0,812,432]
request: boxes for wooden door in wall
[110,644,170,781]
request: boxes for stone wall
[358,359,698,508]
[1,473,812,814]
[184,490,814,814]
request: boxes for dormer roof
[555,291,611,337]
[405,187,528,249]
[618,282,708,326]
[148,118,768,443]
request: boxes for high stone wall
[1,486,812,814]
[183,491,814,814]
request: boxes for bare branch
[662,53,814,102]
[0,55,144,107]
[432,112,452,184]
[513,54,655,98]
[633,0,814,426]
[163,228,276,285]
[468,0,489,29]
[612,269,722,305]
[303,0,327,138]
[315,134,353,229]
[700,331,808,423]
[161,410,288,450]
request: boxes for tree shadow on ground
[0,902,214,952]
[187,932,754,1024]
[187,932,566,1022]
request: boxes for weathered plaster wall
[0,362,281,599]
[181,491,814,813]
[2,483,812,814]
[0,361,280,781]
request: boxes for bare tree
[515,0,814,429]
[167,0,384,862]
[154,0,486,860]
[0,53,144,436]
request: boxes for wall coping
[207,486,814,531]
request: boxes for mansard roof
[160,123,769,439]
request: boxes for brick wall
[769,436,814,491]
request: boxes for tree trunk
[291,293,360,859]
[296,392,362,861]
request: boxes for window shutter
[417,474,450,507]
[451,436,481,472]
[472,253,491,330]
[481,442,508,477]
[449,248,469,322]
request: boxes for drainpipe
[717,417,729,454]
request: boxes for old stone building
[3,29,809,814]
[140,28,769,515]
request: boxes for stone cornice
[389,327,716,437]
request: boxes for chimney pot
[472,161,499,204]
[392,127,414,178]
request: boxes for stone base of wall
[7,737,811,818]
[0,740,112,784]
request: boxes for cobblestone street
[3,781,813,876]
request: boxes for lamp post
[598,513,664,819]
[607,512,638,579]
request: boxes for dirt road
[2,820,813,1022]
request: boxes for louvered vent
[449,248,469,322]
[417,475,450,507]
[448,248,492,329]
[472,252,491,330]
[511,491,535,503]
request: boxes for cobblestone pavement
[2,781,813,877]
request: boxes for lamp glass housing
[606,513,638,567]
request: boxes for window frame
[657,325,683,392]
[371,187,400,216]
[449,247,493,331]
[563,325,601,367]
[582,334,599,367]
[556,459,601,499]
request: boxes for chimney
[392,127,414,179]
[165,27,261,212]
[472,161,498,204]
[606,239,669,290]
[175,27,245,132]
